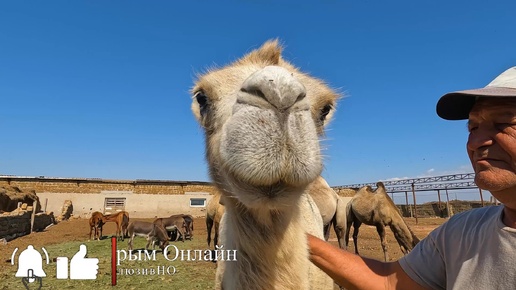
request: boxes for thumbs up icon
[69,244,99,280]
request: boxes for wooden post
[411,183,418,224]
[478,187,484,207]
[44,198,48,213]
[31,201,38,233]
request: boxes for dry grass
[1,216,444,289]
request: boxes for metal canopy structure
[334,172,489,223]
[334,173,477,193]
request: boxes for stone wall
[37,192,214,219]
[0,176,220,219]
[0,210,55,240]
[0,177,218,195]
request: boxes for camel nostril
[296,92,306,103]
[240,87,267,101]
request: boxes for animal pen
[335,173,495,223]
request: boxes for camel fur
[191,39,337,290]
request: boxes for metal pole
[405,191,411,217]
[479,187,485,207]
[445,188,451,218]
[437,189,442,217]
[411,183,418,224]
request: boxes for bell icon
[15,245,46,281]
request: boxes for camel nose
[241,66,306,110]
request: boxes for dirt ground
[2,216,445,264]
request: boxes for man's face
[467,98,516,193]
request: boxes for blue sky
[2,1,516,193]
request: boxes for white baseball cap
[436,66,516,120]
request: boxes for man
[308,66,516,290]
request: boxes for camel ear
[239,39,282,65]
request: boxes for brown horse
[89,211,105,241]
[103,211,130,241]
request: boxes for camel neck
[221,197,310,289]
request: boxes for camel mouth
[257,182,302,198]
[219,104,322,189]
[223,175,311,210]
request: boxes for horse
[153,215,187,242]
[88,211,105,240]
[182,214,194,240]
[127,221,170,251]
[103,210,130,241]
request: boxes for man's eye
[468,126,478,133]
[494,123,514,131]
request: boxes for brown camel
[306,176,348,248]
[191,39,337,290]
[205,193,225,248]
[345,182,420,261]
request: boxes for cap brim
[436,87,516,120]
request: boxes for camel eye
[195,91,209,116]
[320,104,332,122]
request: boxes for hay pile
[0,186,41,213]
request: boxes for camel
[306,176,348,248]
[345,182,420,261]
[206,193,225,248]
[191,39,337,290]
[88,211,105,241]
